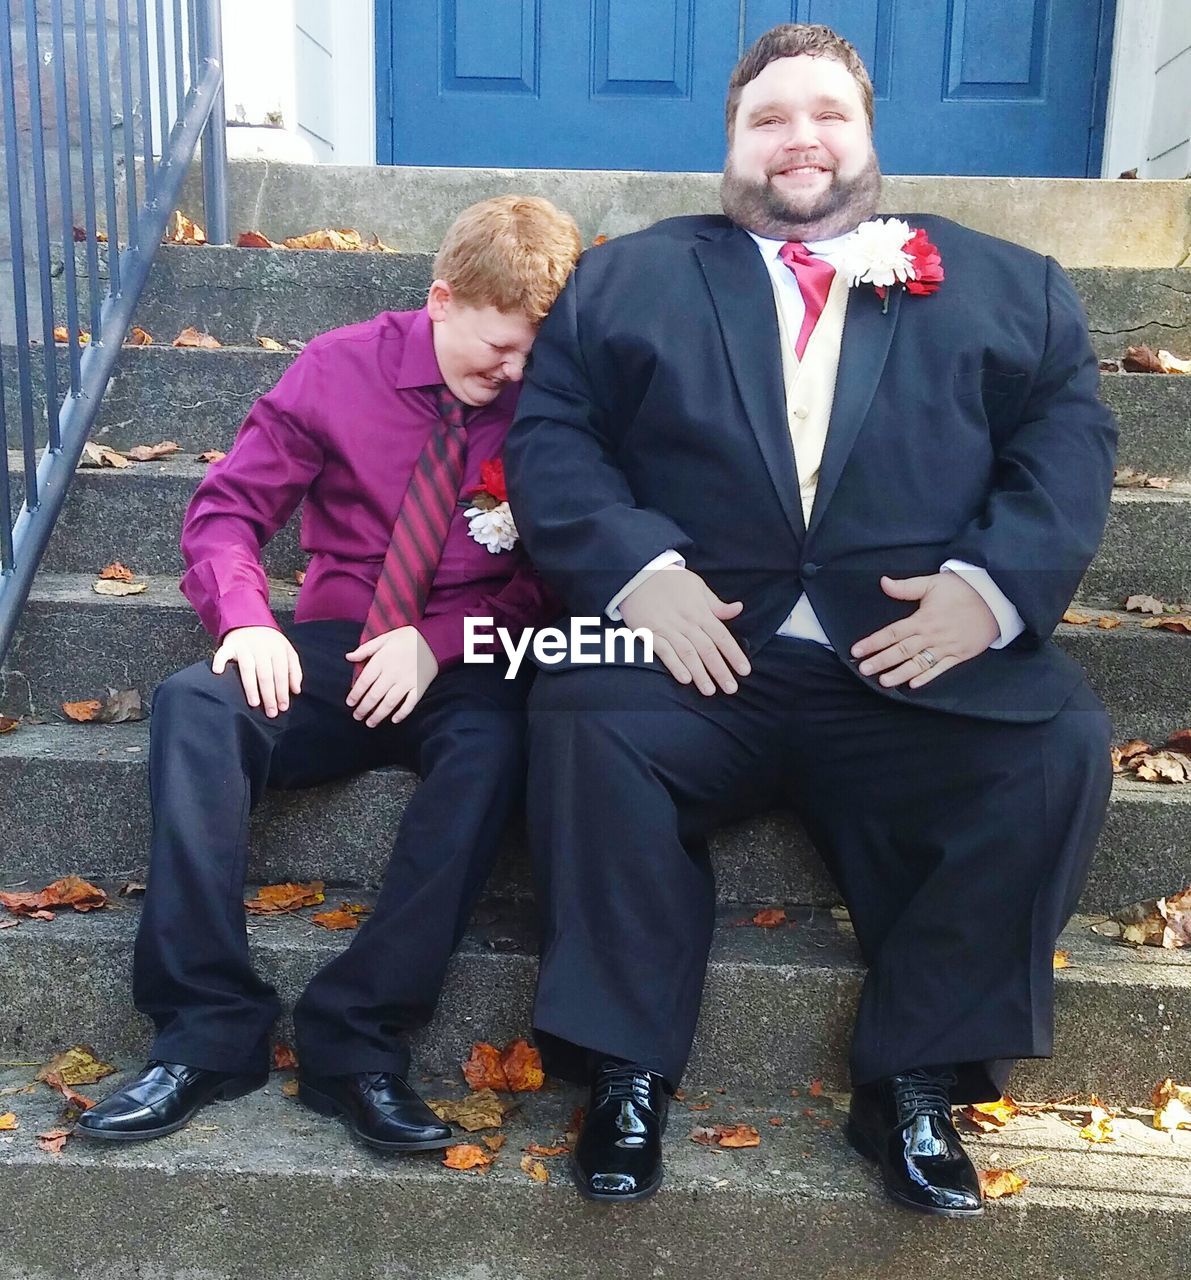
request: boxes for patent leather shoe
[571,1060,668,1203]
[847,1068,984,1216]
[75,1060,267,1141]
[298,1070,454,1152]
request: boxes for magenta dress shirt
[179,308,555,667]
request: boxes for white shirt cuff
[941,559,1025,649]
[606,551,686,620]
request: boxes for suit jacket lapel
[805,283,901,542]
[693,229,805,544]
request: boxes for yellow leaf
[979,1168,1028,1200]
[1152,1078,1191,1131]
[1052,950,1072,969]
[1078,1105,1117,1143]
[0,1113,18,1131]
[520,1153,549,1182]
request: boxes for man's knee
[151,660,246,727]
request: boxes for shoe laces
[890,1068,957,1122]
[594,1063,656,1111]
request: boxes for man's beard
[720,149,882,242]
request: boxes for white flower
[838,217,915,289]
[465,500,519,553]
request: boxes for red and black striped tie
[359,387,468,644]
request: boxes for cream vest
[768,266,850,526]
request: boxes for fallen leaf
[462,1042,508,1092]
[36,1127,70,1154]
[1113,467,1172,490]
[40,1072,94,1109]
[272,1044,298,1071]
[1062,609,1091,625]
[125,440,180,462]
[36,1046,115,1086]
[1097,616,1122,629]
[173,327,222,350]
[52,326,90,344]
[1121,345,1164,374]
[1125,594,1165,615]
[245,882,325,914]
[1157,349,1191,375]
[198,449,227,464]
[237,230,281,249]
[1078,1105,1117,1143]
[163,211,206,245]
[0,1113,18,1130]
[283,228,365,251]
[525,1142,568,1157]
[1131,751,1191,784]
[979,1168,1028,1200]
[961,1096,1020,1133]
[294,569,306,585]
[61,689,144,724]
[119,881,146,896]
[125,326,153,346]
[1142,616,1191,635]
[1053,950,1072,969]
[520,1153,549,1182]
[1111,739,1152,772]
[482,1133,506,1152]
[93,579,147,597]
[281,1078,299,1098]
[0,877,107,916]
[564,1106,585,1146]
[0,715,19,734]
[591,234,608,246]
[690,1123,761,1148]
[501,1038,545,1093]
[808,1079,824,1098]
[429,1083,509,1130]
[73,226,108,243]
[1152,1078,1191,1131]
[257,337,286,351]
[751,907,788,928]
[443,1143,494,1172]
[768,1116,784,1126]
[310,908,360,931]
[80,442,132,468]
[1167,729,1191,753]
[0,918,18,929]
[98,562,135,581]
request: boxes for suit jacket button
[802,562,820,579]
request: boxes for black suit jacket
[505,214,1117,723]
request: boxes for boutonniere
[461,457,519,553]
[839,218,944,313]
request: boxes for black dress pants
[133,619,529,1077]
[525,636,1111,1104]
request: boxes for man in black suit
[505,24,1115,1214]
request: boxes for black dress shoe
[571,1061,669,1203]
[298,1070,454,1152]
[75,1060,268,1142]
[847,1068,984,1217]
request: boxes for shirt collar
[746,227,856,262]
[394,307,445,390]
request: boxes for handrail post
[196,0,228,245]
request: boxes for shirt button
[793,405,809,419]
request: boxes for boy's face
[427,282,538,408]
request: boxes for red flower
[903,227,944,296]
[476,457,508,503]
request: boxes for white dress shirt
[606,231,1025,652]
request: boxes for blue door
[378,0,1116,176]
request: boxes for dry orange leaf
[525,1142,568,1157]
[1152,1078,1191,1131]
[36,1128,70,1155]
[283,228,365,252]
[443,1143,494,1172]
[125,326,153,346]
[1143,615,1191,635]
[482,1134,507,1152]
[272,1043,298,1071]
[691,1123,761,1148]
[1111,739,1152,772]
[1062,609,1091,625]
[0,716,20,734]
[40,1073,94,1110]
[1053,949,1072,969]
[1097,616,1122,629]
[808,1078,824,1098]
[428,1088,507,1132]
[979,1168,1028,1200]
[126,440,180,462]
[61,690,144,724]
[0,876,107,917]
[311,908,360,931]
[501,1038,545,1093]
[73,226,108,243]
[961,1096,1020,1133]
[52,326,90,344]
[751,907,788,928]
[520,1154,549,1182]
[257,336,286,351]
[0,1113,18,1131]
[591,234,608,246]
[462,1042,508,1092]
[245,882,325,914]
[99,562,134,581]
[164,211,207,245]
[173,327,222,350]
[281,1078,299,1098]
[1132,751,1191,784]
[36,1046,115,1087]
[237,230,281,249]
[80,441,131,469]
[1078,1105,1118,1143]
[198,450,227,464]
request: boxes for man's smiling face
[721,53,880,241]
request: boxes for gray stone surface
[0,722,1184,914]
[1102,373,1191,481]
[175,162,1191,267]
[0,1071,1186,1280]
[1073,266,1191,359]
[0,901,1187,1101]
[1085,488,1191,603]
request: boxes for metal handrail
[0,0,227,661]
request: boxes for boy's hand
[212,626,303,717]
[345,626,439,727]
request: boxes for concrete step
[3,575,1188,739]
[2,1067,1186,1280]
[0,721,1185,915]
[54,244,1191,360]
[0,896,1187,1102]
[11,347,1189,480]
[13,460,1191,605]
[171,162,1191,267]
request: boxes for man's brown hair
[434,196,582,324]
[725,24,874,137]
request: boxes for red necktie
[359,387,468,644]
[778,241,837,359]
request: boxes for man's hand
[212,626,303,717]
[851,573,1000,689]
[345,626,439,727]
[620,568,751,695]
